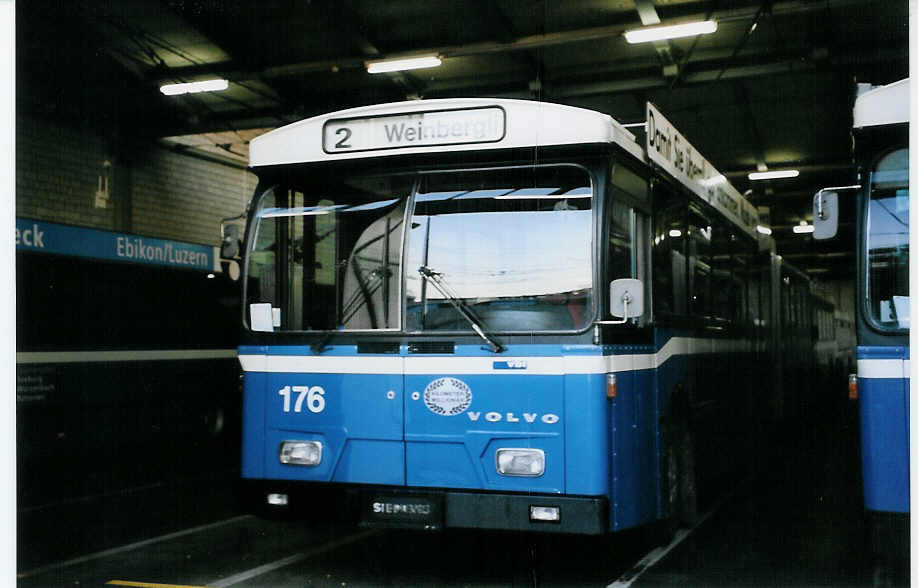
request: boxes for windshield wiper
[418,266,505,353]
[310,330,335,354]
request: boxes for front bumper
[240,479,608,535]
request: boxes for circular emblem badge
[423,377,472,416]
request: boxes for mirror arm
[596,294,631,326]
[814,190,826,221]
[815,184,862,220]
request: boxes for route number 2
[278,385,326,414]
[334,127,352,149]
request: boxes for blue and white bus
[235,98,786,535]
[814,78,909,568]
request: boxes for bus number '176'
[278,385,326,414]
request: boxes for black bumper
[240,479,608,535]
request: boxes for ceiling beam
[633,0,678,73]
[554,58,816,97]
[148,0,873,85]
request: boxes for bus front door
[250,349,406,487]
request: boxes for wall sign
[15,218,219,272]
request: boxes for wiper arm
[311,330,334,354]
[418,266,505,353]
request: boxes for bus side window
[709,222,732,321]
[652,187,686,317]
[733,236,756,326]
[608,201,633,281]
[687,207,711,319]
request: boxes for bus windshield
[865,148,909,330]
[245,164,595,333]
[405,165,594,332]
[246,173,412,331]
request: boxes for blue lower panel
[563,373,609,496]
[241,371,266,479]
[243,367,406,485]
[860,376,910,513]
[609,367,657,530]
[405,372,566,494]
[406,441,481,488]
[333,439,406,486]
[264,428,405,485]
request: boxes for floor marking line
[208,529,378,588]
[607,474,754,588]
[607,494,729,588]
[17,515,254,580]
[107,580,212,588]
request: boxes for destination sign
[323,106,506,153]
[645,103,758,238]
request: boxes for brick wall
[131,145,254,246]
[16,116,118,230]
[16,115,254,247]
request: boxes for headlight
[279,440,322,466]
[496,448,545,477]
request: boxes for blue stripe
[857,345,910,360]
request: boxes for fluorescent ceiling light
[624,20,717,44]
[160,79,229,96]
[793,222,815,234]
[756,225,773,235]
[748,169,800,180]
[366,55,441,74]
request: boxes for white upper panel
[249,98,642,167]
[853,78,910,128]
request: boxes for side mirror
[812,190,838,240]
[609,278,644,321]
[221,224,241,258]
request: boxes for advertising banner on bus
[645,103,758,238]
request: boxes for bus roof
[248,98,644,167]
[853,78,909,128]
[249,97,758,239]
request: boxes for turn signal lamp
[848,374,858,400]
[496,448,545,477]
[279,440,323,466]
[607,374,617,398]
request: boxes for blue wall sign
[16,218,218,272]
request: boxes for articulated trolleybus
[815,79,910,559]
[237,98,765,535]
